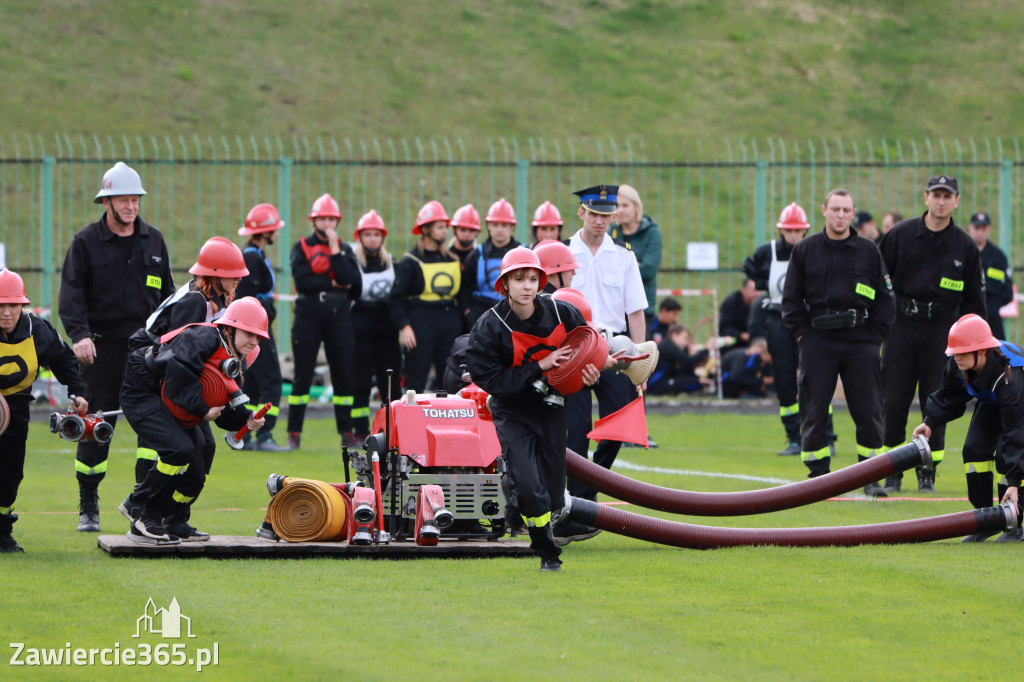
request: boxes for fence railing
[2,135,1021,340]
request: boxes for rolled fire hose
[565,438,931,516]
[0,392,9,435]
[265,478,347,542]
[546,326,609,395]
[562,495,1018,549]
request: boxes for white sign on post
[0,242,6,269]
[686,242,718,271]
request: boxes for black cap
[852,211,874,228]
[926,175,959,194]
[970,212,991,226]
[573,185,619,215]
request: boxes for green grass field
[3,407,1022,680]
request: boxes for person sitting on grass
[721,337,772,399]
[648,324,712,396]
[648,297,681,343]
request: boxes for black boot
[883,473,903,493]
[528,525,562,572]
[859,455,887,498]
[0,512,24,553]
[163,502,210,542]
[77,480,100,532]
[806,458,831,479]
[916,466,936,493]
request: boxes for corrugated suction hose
[266,478,347,542]
[565,438,931,516]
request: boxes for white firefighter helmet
[93,162,147,204]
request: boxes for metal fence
[2,135,1021,340]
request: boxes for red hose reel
[545,325,608,396]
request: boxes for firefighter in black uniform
[462,198,522,328]
[744,202,836,457]
[236,203,289,451]
[782,189,896,492]
[465,247,594,572]
[911,314,1024,541]
[59,162,175,533]
[390,200,464,393]
[287,193,362,449]
[118,297,267,544]
[129,236,248,481]
[878,175,987,493]
[350,210,402,439]
[0,269,88,552]
[968,211,1014,340]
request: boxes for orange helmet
[486,198,517,225]
[494,247,547,293]
[354,210,387,240]
[190,237,249,278]
[551,287,592,323]
[777,203,810,230]
[239,203,285,236]
[945,314,1000,355]
[215,296,270,339]
[534,240,580,275]
[532,201,563,227]
[0,269,30,304]
[413,200,450,235]
[308,193,342,220]
[451,204,481,231]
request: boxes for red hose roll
[563,496,1017,549]
[546,326,608,396]
[566,438,931,516]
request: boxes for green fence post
[753,159,768,247]
[515,158,530,244]
[40,155,55,313]
[277,156,293,341]
[999,158,1012,260]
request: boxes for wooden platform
[97,534,533,559]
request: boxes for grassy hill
[2,0,1023,143]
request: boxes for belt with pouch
[898,297,951,320]
[810,308,869,330]
[298,291,349,304]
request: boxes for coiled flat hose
[546,326,608,395]
[266,478,347,542]
[565,438,931,516]
[564,496,1018,549]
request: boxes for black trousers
[766,312,801,443]
[566,369,637,500]
[0,398,31,509]
[241,328,284,439]
[352,306,402,434]
[798,331,883,473]
[961,401,1009,509]
[288,299,354,435]
[882,315,952,460]
[75,336,130,485]
[491,400,567,521]
[402,304,463,393]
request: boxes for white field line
[615,459,795,486]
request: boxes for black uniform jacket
[878,213,986,319]
[782,228,896,343]
[129,282,228,351]
[718,290,750,340]
[237,241,277,321]
[743,237,796,290]
[389,248,465,329]
[289,233,360,297]
[979,242,1014,310]
[0,312,86,404]
[150,325,250,432]
[59,213,175,342]
[462,238,522,301]
[465,296,586,413]
[923,352,1024,487]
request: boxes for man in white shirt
[558,185,648,545]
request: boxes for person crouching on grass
[0,269,88,553]
[118,297,267,544]
[465,247,599,572]
[912,313,1024,542]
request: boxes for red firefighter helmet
[354,210,387,239]
[308,193,342,221]
[239,203,285,236]
[0,268,30,304]
[534,240,580,275]
[945,314,1000,355]
[532,201,563,227]
[413,200,450,235]
[551,287,592,324]
[486,198,517,225]
[494,247,547,293]
[189,237,249,278]
[777,202,810,230]
[451,204,481,231]
[215,296,270,339]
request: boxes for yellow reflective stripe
[75,460,107,475]
[939,277,964,292]
[828,404,834,415]
[136,448,158,461]
[801,446,831,462]
[265,405,279,417]
[39,369,55,379]
[986,267,1006,283]
[855,282,875,300]
[351,407,371,418]
[779,403,799,417]
[0,505,11,515]
[156,458,184,476]
[172,490,195,504]
[856,444,878,458]
[525,512,552,527]
[332,395,354,406]
[931,449,945,463]
[288,394,309,405]
[965,461,995,474]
